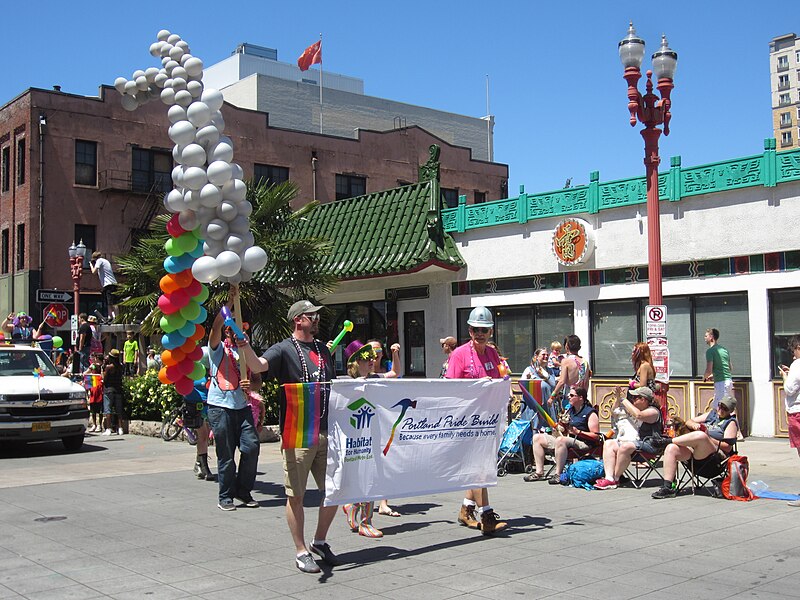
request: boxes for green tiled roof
[293,146,465,280]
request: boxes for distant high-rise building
[770,33,800,150]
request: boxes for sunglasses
[302,313,320,322]
[373,348,383,354]
[568,392,578,397]
[471,327,490,334]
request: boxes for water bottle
[748,480,768,495]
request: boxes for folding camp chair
[676,442,737,496]
[623,390,670,489]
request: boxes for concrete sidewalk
[0,434,798,599]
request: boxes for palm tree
[116,180,335,349]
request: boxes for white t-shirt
[94,257,117,288]
[785,358,800,414]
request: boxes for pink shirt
[445,342,501,379]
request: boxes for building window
[694,293,751,377]
[778,74,791,90]
[0,229,8,274]
[15,224,24,270]
[335,174,366,200]
[132,148,172,195]
[16,138,25,185]
[781,131,793,147]
[74,224,96,269]
[253,163,289,186]
[779,93,792,106]
[474,191,486,204]
[0,147,8,193]
[75,140,98,186]
[770,288,800,378]
[441,188,459,208]
[778,55,789,70]
[456,303,574,373]
[403,311,426,377]
[591,299,641,376]
[780,112,793,127]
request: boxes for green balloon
[52,335,63,349]
[176,232,198,253]
[189,362,206,381]
[164,238,183,257]
[159,316,176,333]
[194,284,209,303]
[165,312,187,330]
[180,301,201,322]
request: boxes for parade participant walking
[445,306,508,535]
[90,251,118,321]
[238,300,340,574]
[206,286,260,512]
[703,328,733,409]
[779,335,800,507]
[550,334,592,410]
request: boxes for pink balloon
[187,346,203,362]
[184,279,202,297]
[167,214,187,237]
[175,377,194,396]
[170,289,190,309]
[158,294,180,315]
[165,364,182,382]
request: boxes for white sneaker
[102,429,113,436]
[87,425,95,433]
[117,428,124,435]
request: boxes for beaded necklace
[290,335,328,415]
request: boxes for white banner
[324,378,510,506]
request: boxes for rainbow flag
[84,375,101,389]
[518,379,557,428]
[282,382,322,449]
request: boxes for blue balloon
[192,306,208,324]
[188,243,204,258]
[173,252,195,271]
[184,389,201,403]
[161,331,187,350]
[163,256,180,274]
[178,321,196,338]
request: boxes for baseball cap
[287,300,323,321]
[718,395,737,412]
[439,336,456,346]
[629,386,655,401]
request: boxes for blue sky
[3,1,791,194]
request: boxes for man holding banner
[444,306,508,535]
[240,300,340,574]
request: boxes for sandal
[523,472,545,482]
[378,508,401,517]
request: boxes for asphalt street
[0,432,799,599]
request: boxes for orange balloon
[180,339,197,354]
[162,349,184,366]
[159,274,180,294]
[158,367,170,385]
[190,324,206,342]
[173,269,194,288]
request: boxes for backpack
[564,458,605,490]
[720,455,755,501]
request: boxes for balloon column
[113,30,270,396]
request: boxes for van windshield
[0,349,60,377]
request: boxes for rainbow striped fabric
[282,382,322,449]
[84,375,101,389]
[518,378,557,428]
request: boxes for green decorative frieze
[443,141,800,233]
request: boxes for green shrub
[260,379,280,425]
[124,372,181,421]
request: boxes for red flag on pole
[297,40,322,71]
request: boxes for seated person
[651,395,739,499]
[594,386,663,490]
[524,387,600,483]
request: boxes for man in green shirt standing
[123,331,140,377]
[703,328,732,409]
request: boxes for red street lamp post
[68,240,86,321]
[619,23,678,306]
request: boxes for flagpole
[319,33,323,134]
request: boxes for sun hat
[345,340,377,364]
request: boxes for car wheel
[62,434,85,452]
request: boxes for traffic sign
[36,289,73,304]
[645,304,667,338]
[43,303,69,327]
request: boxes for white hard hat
[467,306,494,327]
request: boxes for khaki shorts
[282,433,328,497]
[534,432,590,453]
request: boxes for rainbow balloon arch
[115,30,269,396]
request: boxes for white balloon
[222,178,246,202]
[240,231,255,248]
[207,219,229,241]
[172,144,184,164]
[230,163,244,181]
[149,42,163,57]
[171,77,187,92]
[164,60,179,73]
[114,77,127,94]
[187,80,203,98]
[171,166,184,187]
[191,256,219,284]
[124,80,138,95]
[168,120,195,146]
[169,45,184,61]
[135,76,148,91]
[195,125,220,149]
[174,90,193,107]
[154,72,168,88]
[171,66,188,81]
[180,143,206,168]
[184,57,204,78]
[183,190,201,211]
[133,69,145,80]
[201,89,224,112]
[209,139,234,163]
[196,205,217,221]
[242,246,269,273]
[167,33,181,44]
[236,200,253,218]
[178,210,199,231]
[225,273,243,285]
[228,215,250,234]
[121,95,138,111]
[167,104,186,124]
[157,29,171,42]
[239,270,253,283]
[145,67,159,82]
[182,167,208,191]
[160,43,173,58]
[176,41,190,54]
[165,189,186,212]
[210,111,225,133]
[216,251,242,277]
[160,87,176,105]
[187,102,212,128]
[207,161,232,186]
[162,56,172,67]
[199,183,222,207]
[203,239,223,256]
[224,233,246,254]
[216,200,238,221]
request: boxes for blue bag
[564,459,604,490]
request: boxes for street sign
[36,289,73,304]
[70,314,78,346]
[43,303,69,328]
[645,304,667,338]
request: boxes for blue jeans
[207,405,260,503]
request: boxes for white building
[770,32,800,150]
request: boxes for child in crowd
[84,356,104,432]
[548,341,563,379]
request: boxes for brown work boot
[480,510,508,535]
[457,504,480,529]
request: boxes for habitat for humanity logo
[382,398,417,456]
[347,398,376,429]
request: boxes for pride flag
[518,379,557,428]
[282,382,322,449]
[84,375,101,389]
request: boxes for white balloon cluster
[113,30,269,284]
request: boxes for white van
[0,344,89,450]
